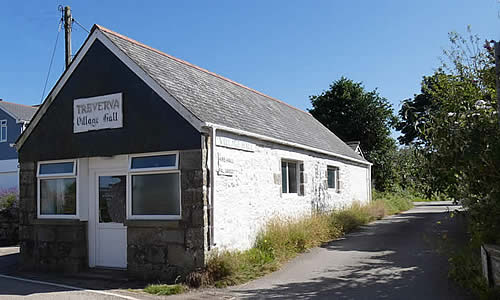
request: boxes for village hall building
[16,25,371,280]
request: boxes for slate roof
[0,101,37,121]
[346,141,361,151]
[97,26,367,162]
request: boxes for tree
[399,28,500,243]
[309,77,398,191]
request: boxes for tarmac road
[0,247,145,300]
[0,202,473,299]
[172,201,473,300]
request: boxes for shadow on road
[233,208,472,300]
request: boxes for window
[37,160,77,218]
[0,120,6,142]
[128,152,180,219]
[327,166,339,190]
[282,160,298,194]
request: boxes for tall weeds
[188,192,414,288]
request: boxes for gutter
[202,122,372,167]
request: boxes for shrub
[143,284,186,295]
[373,190,414,215]
[0,188,18,210]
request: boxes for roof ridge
[94,24,311,116]
[0,101,37,109]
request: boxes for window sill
[124,219,180,228]
[33,218,85,225]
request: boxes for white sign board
[73,93,123,133]
[218,153,236,176]
[215,136,255,152]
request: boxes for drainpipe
[368,164,372,202]
[208,126,216,249]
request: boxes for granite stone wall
[126,148,208,281]
[18,145,208,279]
[0,207,18,246]
[18,162,88,273]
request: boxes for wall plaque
[74,93,123,133]
[218,153,236,176]
[215,136,255,152]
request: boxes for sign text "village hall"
[73,93,123,133]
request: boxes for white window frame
[0,120,7,142]
[37,159,79,219]
[281,159,300,194]
[128,151,178,172]
[327,165,340,191]
[127,151,181,220]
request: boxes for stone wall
[0,207,18,246]
[213,131,371,250]
[126,148,207,282]
[18,162,88,273]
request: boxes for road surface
[0,247,146,299]
[0,202,471,299]
[174,201,472,299]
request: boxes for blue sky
[0,0,498,119]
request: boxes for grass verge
[187,191,414,288]
[144,284,186,295]
[447,229,500,300]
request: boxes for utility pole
[63,6,72,69]
[495,41,500,126]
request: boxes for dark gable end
[19,39,200,162]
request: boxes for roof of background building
[0,101,37,122]
[97,25,367,162]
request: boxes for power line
[40,20,62,103]
[73,18,89,33]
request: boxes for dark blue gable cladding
[0,109,21,160]
[19,40,201,162]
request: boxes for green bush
[0,189,18,210]
[373,190,414,215]
[191,193,414,288]
[143,284,186,295]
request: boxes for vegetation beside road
[144,283,186,295]
[185,191,414,288]
[395,28,499,299]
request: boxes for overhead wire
[40,20,62,103]
[73,18,90,33]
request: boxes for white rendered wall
[0,159,19,191]
[213,131,370,251]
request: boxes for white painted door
[95,173,127,268]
